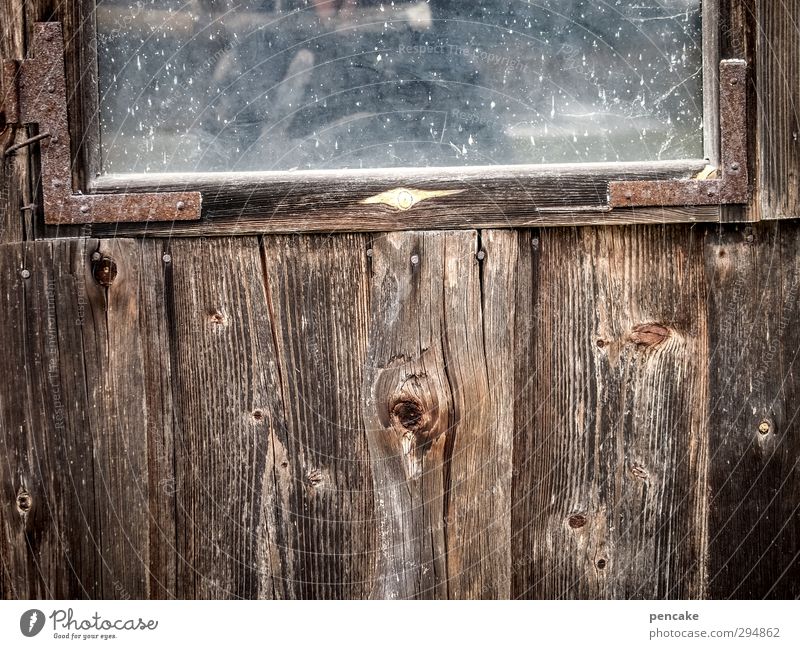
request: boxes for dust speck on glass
[96,0,704,173]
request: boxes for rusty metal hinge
[609,60,749,209]
[1,23,200,225]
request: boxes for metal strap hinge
[609,60,749,209]
[1,22,200,225]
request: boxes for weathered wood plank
[512,225,710,598]
[704,221,800,598]
[0,238,155,598]
[756,0,800,219]
[167,237,288,599]
[87,206,721,238]
[138,239,178,599]
[446,230,516,599]
[86,239,156,599]
[363,230,513,598]
[260,233,375,599]
[0,0,28,243]
[363,231,453,599]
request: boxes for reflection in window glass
[97,0,704,173]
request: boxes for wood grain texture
[138,239,178,599]
[512,225,710,599]
[88,205,721,238]
[447,229,515,599]
[0,0,27,243]
[260,233,375,599]
[0,238,157,598]
[363,230,513,598]
[756,0,800,219]
[165,237,287,599]
[705,222,800,598]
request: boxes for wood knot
[390,397,441,445]
[251,409,264,422]
[92,256,117,288]
[567,513,587,529]
[392,399,425,432]
[596,557,608,570]
[306,468,324,487]
[208,308,229,326]
[16,487,32,515]
[628,323,670,348]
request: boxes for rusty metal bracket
[1,23,200,225]
[609,60,748,208]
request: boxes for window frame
[45,0,748,236]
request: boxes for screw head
[20,269,30,279]
[162,253,172,264]
[397,190,414,210]
[731,162,740,171]
[176,201,185,211]
[758,420,771,435]
[80,204,90,213]
[91,251,102,261]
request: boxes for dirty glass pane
[96,1,704,173]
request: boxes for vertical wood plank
[0,238,157,598]
[0,0,28,243]
[705,221,800,598]
[0,240,98,599]
[446,230,515,599]
[260,233,375,599]
[363,231,452,599]
[757,0,800,219]
[138,240,178,599]
[363,230,513,599]
[512,225,710,599]
[168,237,287,599]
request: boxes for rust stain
[4,23,200,224]
[609,60,748,208]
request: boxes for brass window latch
[1,22,201,225]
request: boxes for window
[4,1,744,232]
[96,1,705,174]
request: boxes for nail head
[20,269,30,279]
